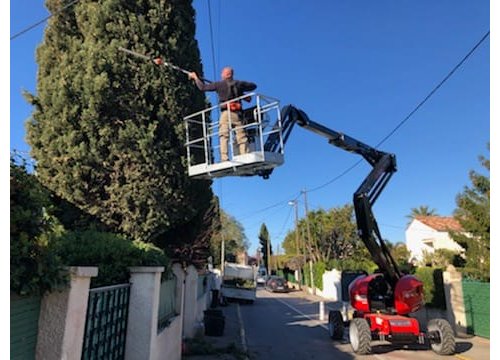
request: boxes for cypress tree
[258,223,272,271]
[25,0,214,251]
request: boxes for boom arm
[264,105,402,287]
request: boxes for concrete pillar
[36,266,98,360]
[125,266,164,360]
[182,265,199,338]
[443,265,468,336]
[172,263,186,316]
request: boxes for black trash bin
[204,309,225,336]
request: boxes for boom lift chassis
[185,95,456,356]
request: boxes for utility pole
[302,189,315,293]
[289,200,302,288]
[266,235,271,276]
[221,237,225,276]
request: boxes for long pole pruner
[118,47,212,83]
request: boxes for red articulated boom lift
[119,46,456,355]
[183,97,456,355]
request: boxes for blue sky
[9,1,491,258]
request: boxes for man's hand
[153,57,163,65]
[188,72,199,81]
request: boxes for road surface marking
[273,296,328,330]
[236,303,249,360]
[272,294,387,360]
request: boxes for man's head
[221,67,233,80]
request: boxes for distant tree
[282,204,372,268]
[406,205,437,224]
[451,147,489,281]
[210,208,248,266]
[25,0,214,260]
[322,205,360,263]
[258,223,272,271]
[388,241,410,263]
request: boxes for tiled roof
[415,216,463,232]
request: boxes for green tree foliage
[414,267,446,309]
[421,249,463,269]
[10,160,68,296]
[387,242,413,273]
[25,0,213,255]
[282,205,367,265]
[451,147,490,281]
[258,223,272,270]
[210,209,248,266]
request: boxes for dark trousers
[210,289,219,308]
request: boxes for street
[235,288,489,360]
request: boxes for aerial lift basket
[184,93,285,179]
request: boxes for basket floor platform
[188,151,284,179]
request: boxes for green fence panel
[81,284,130,360]
[462,280,490,338]
[158,276,177,332]
[10,295,41,360]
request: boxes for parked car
[256,267,268,286]
[265,276,289,293]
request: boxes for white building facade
[405,216,464,262]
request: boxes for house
[405,216,464,262]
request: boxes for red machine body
[394,274,425,314]
[364,313,422,342]
[349,273,424,316]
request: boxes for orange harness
[228,102,242,111]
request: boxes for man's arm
[189,72,217,92]
[238,81,257,92]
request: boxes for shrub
[10,161,68,296]
[414,267,446,309]
[313,261,326,290]
[327,258,377,274]
[54,229,170,288]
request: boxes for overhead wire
[272,205,294,240]
[207,0,218,81]
[308,30,490,194]
[10,0,80,40]
[230,29,490,234]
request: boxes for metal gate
[81,283,131,359]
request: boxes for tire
[428,318,455,355]
[328,310,344,340]
[349,318,371,355]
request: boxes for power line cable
[233,30,489,221]
[217,0,221,71]
[10,0,80,40]
[307,30,490,194]
[272,205,293,240]
[237,192,301,220]
[207,0,218,80]
[374,30,490,148]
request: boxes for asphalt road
[236,288,489,360]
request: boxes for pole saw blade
[118,47,212,83]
